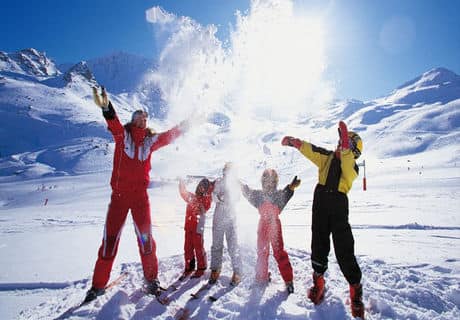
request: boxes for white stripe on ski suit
[123,129,159,161]
[102,211,124,258]
[133,222,144,253]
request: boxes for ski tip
[156,296,169,305]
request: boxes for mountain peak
[397,67,459,91]
[63,61,96,85]
[0,48,59,77]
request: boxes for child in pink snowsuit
[241,169,301,293]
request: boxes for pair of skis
[154,272,199,305]
[54,272,128,320]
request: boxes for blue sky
[1,0,459,100]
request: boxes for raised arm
[150,120,189,152]
[93,87,124,142]
[179,179,193,203]
[241,184,262,208]
[274,176,301,211]
[338,121,359,188]
[282,136,331,168]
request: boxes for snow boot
[350,283,365,319]
[145,279,161,296]
[285,281,294,294]
[208,269,220,284]
[191,268,206,278]
[230,272,241,286]
[180,258,196,279]
[84,286,105,303]
[180,268,194,280]
[308,272,325,305]
[254,272,271,287]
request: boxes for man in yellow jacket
[281,121,365,319]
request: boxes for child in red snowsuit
[85,87,188,302]
[179,178,215,278]
[241,169,301,293]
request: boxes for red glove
[281,136,302,149]
[338,121,349,149]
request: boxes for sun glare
[230,3,328,119]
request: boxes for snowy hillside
[345,68,460,158]
[1,48,460,179]
[1,44,460,320]
[301,68,460,159]
[1,169,459,320]
[86,52,154,94]
[0,49,168,178]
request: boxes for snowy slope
[1,46,460,320]
[0,49,164,178]
[302,68,460,159]
[0,169,459,320]
[2,48,460,177]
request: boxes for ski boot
[180,258,196,280]
[254,272,271,288]
[208,269,221,284]
[145,279,161,296]
[285,281,294,294]
[84,286,105,303]
[179,269,194,280]
[230,272,241,286]
[308,272,325,305]
[350,283,365,319]
[191,268,206,278]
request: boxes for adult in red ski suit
[241,169,301,293]
[179,178,214,278]
[86,87,187,301]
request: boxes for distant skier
[179,177,215,278]
[241,169,301,294]
[281,121,365,318]
[208,163,243,286]
[85,87,188,302]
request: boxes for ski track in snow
[11,247,460,320]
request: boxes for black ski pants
[310,184,362,285]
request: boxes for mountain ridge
[1,48,459,178]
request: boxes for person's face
[262,174,277,192]
[133,114,147,129]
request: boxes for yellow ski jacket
[299,141,359,194]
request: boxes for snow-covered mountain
[86,52,154,94]
[1,48,459,179]
[1,48,460,320]
[0,48,59,78]
[346,68,460,157]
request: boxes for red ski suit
[179,182,214,272]
[91,103,182,289]
[242,185,294,283]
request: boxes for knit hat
[131,109,148,122]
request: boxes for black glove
[288,176,301,191]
